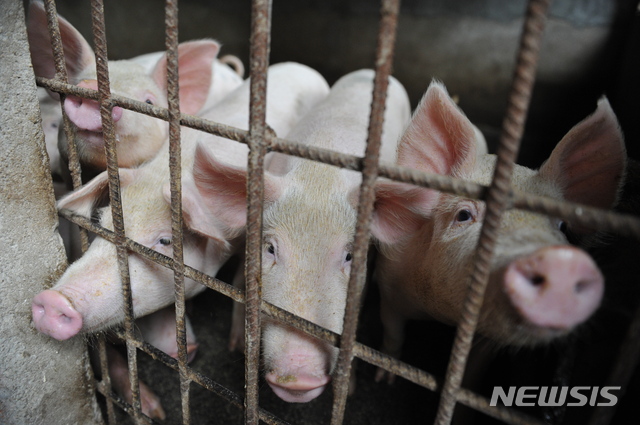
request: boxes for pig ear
[162,178,227,244]
[57,169,138,217]
[27,1,95,98]
[365,180,437,245]
[397,80,480,177]
[191,143,282,238]
[151,40,220,115]
[539,97,627,210]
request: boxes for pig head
[190,70,411,402]
[27,1,221,174]
[371,80,626,370]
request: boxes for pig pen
[3,0,640,424]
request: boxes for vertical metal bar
[434,1,552,424]
[42,0,108,421]
[89,1,144,423]
[98,337,117,425]
[330,0,401,423]
[164,0,192,423]
[588,302,640,425]
[245,0,271,424]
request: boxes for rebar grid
[37,0,640,424]
[434,1,552,424]
[88,0,145,423]
[39,71,640,240]
[244,0,272,423]
[162,0,193,423]
[60,207,547,425]
[330,0,401,423]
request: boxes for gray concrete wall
[0,1,102,424]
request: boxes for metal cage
[31,0,640,424]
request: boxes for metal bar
[97,337,117,425]
[88,0,143,423]
[244,0,272,423]
[434,1,552,423]
[330,0,401,423]
[162,0,192,423]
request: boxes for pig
[31,62,330,417]
[190,69,411,402]
[369,81,627,382]
[27,1,242,180]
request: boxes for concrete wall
[0,1,102,424]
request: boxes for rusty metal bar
[434,1,552,424]
[97,337,117,425]
[244,0,272,423]
[88,0,144,423]
[330,0,401,423]
[40,1,103,421]
[588,301,640,425]
[162,0,192,423]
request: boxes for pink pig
[369,81,627,381]
[27,1,241,178]
[190,69,411,403]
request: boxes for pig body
[27,1,242,179]
[370,81,626,381]
[191,69,411,403]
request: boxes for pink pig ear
[191,143,283,239]
[539,96,627,210]
[398,80,480,178]
[28,1,96,99]
[152,40,220,115]
[367,180,438,245]
[162,177,227,244]
[57,169,138,218]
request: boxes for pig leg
[228,253,246,352]
[136,305,199,362]
[375,289,407,384]
[104,344,166,420]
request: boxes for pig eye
[267,243,275,255]
[455,209,473,223]
[558,220,567,234]
[159,237,172,246]
[145,99,154,105]
[345,253,352,262]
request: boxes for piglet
[31,62,329,417]
[191,69,411,402]
[27,1,241,180]
[370,81,626,381]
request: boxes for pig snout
[264,331,334,403]
[504,246,604,330]
[32,289,83,340]
[64,80,123,132]
[265,354,332,403]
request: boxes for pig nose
[64,80,122,131]
[265,371,331,403]
[32,290,83,341]
[504,246,604,330]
